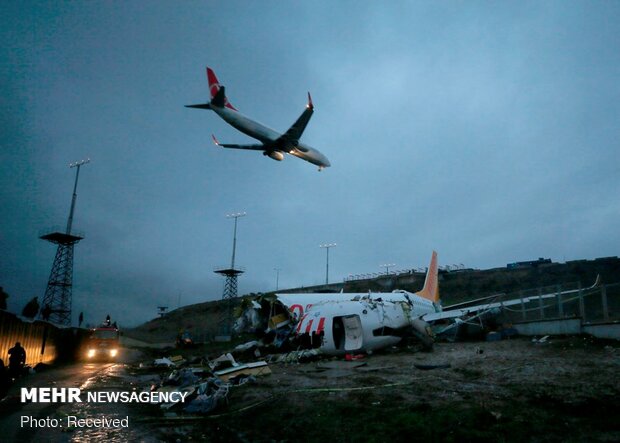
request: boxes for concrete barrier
[582,322,620,340]
[514,318,582,336]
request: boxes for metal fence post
[601,285,609,322]
[578,282,585,322]
[557,284,564,318]
[538,288,544,320]
[520,290,526,321]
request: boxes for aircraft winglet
[211,134,221,146]
[276,93,315,151]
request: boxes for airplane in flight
[186,67,331,171]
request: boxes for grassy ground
[128,336,620,442]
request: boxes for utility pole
[319,243,337,285]
[380,263,396,275]
[66,159,89,234]
[274,268,280,291]
[227,212,246,269]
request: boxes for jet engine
[264,151,284,161]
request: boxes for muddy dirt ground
[126,335,620,442]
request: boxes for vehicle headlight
[87,349,96,358]
[110,349,118,357]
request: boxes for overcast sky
[1,1,619,327]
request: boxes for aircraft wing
[211,135,265,151]
[423,274,601,323]
[274,93,314,152]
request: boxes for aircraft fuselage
[285,291,439,355]
[213,106,331,168]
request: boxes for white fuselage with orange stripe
[288,291,439,354]
[276,251,440,355]
[277,290,438,322]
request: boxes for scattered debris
[268,349,322,364]
[153,357,175,367]
[164,368,200,388]
[208,353,238,371]
[138,348,273,417]
[233,341,259,353]
[214,361,271,382]
[184,379,229,414]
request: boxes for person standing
[8,342,26,379]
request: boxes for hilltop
[126,256,620,344]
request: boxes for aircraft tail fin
[417,251,439,304]
[206,67,237,111]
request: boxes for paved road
[0,348,155,442]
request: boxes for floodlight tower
[380,263,396,275]
[40,159,90,325]
[319,243,336,285]
[214,212,246,339]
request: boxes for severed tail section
[417,251,439,304]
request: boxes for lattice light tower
[214,212,246,339]
[40,159,90,325]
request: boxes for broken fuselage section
[235,251,441,355]
[296,296,437,354]
[235,291,438,355]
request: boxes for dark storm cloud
[1,1,618,325]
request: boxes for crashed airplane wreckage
[236,252,443,355]
[236,251,603,355]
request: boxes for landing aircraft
[186,67,331,171]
